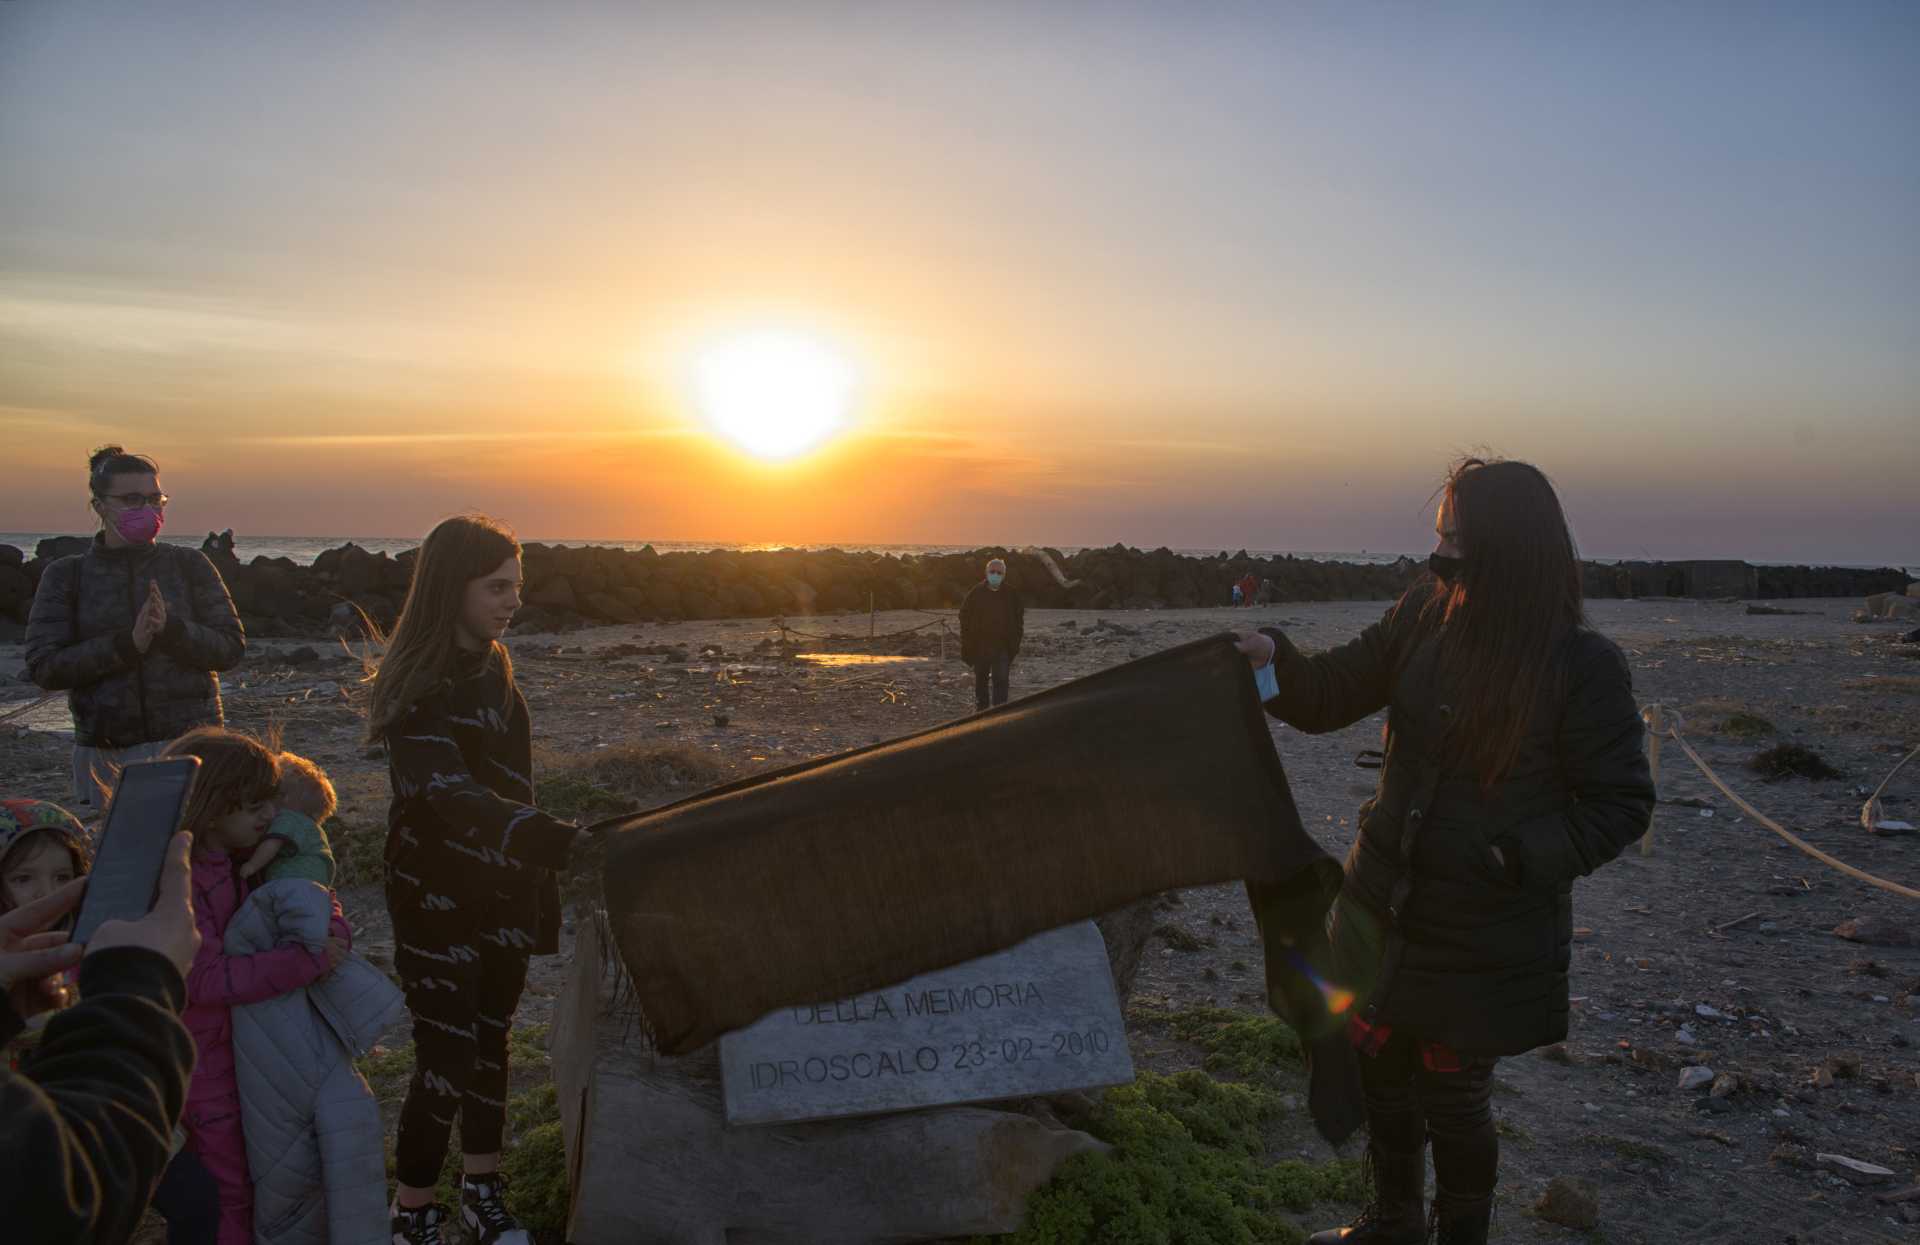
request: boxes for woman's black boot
[1307,1145,1427,1245]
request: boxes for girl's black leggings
[390,898,533,1189]
[1357,1029,1498,1198]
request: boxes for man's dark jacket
[958,581,1024,667]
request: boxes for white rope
[1641,704,1920,901]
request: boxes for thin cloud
[238,427,694,447]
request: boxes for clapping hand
[132,580,168,654]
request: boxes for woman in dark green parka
[1241,458,1654,1245]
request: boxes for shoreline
[3,532,1914,576]
[3,534,1912,645]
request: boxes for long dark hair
[1421,457,1585,790]
[364,515,520,743]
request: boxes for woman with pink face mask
[24,446,247,814]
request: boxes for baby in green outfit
[240,750,338,885]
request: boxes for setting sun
[691,330,859,461]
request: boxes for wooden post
[1640,705,1662,856]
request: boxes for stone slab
[719,921,1134,1126]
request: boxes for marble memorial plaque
[719,921,1134,1126]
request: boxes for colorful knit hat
[0,798,91,865]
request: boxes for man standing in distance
[959,556,1024,712]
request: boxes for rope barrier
[0,692,60,726]
[1640,703,1920,901]
[771,616,949,643]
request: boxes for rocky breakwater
[0,533,1910,642]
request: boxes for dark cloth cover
[596,635,1343,1060]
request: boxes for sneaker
[391,1202,447,1245]
[461,1173,533,1245]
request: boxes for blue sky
[2,2,1915,562]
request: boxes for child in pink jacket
[168,728,350,1245]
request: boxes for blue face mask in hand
[1254,660,1280,702]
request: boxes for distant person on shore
[364,515,580,1245]
[1238,457,1653,1245]
[959,556,1025,711]
[24,447,246,816]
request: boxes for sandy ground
[5,596,1918,1242]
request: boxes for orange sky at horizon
[2,4,1916,564]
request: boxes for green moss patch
[1162,1007,1305,1083]
[978,1070,1361,1245]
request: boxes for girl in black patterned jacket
[364,515,578,1245]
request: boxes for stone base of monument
[554,907,1159,1244]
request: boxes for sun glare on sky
[690,329,859,461]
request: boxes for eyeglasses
[101,492,169,508]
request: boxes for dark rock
[0,544,23,567]
[581,591,641,623]
[35,535,90,563]
[327,602,373,640]
[0,562,31,619]
[284,646,322,667]
[528,576,577,612]
[1534,1176,1599,1229]
[312,542,395,598]
[1833,917,1915,948]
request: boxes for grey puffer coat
[227,880,407,1245]
[24,536,245,748]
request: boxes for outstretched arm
[388,697,577,870]
[1253,604,1407,734]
